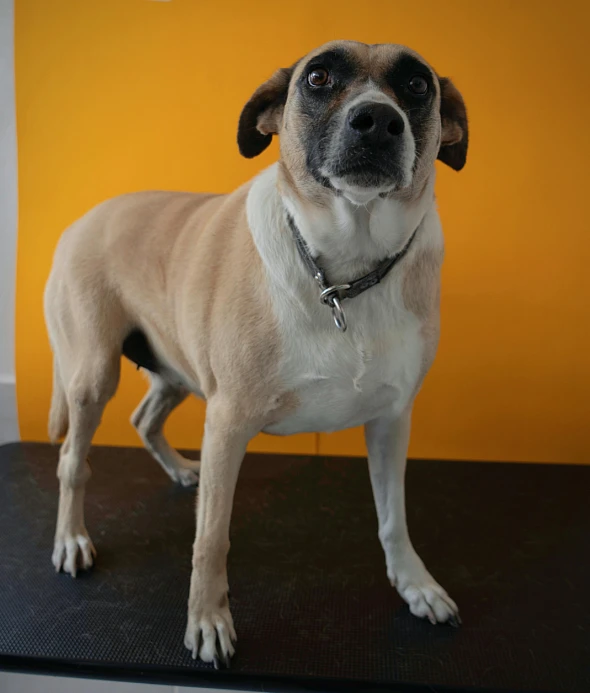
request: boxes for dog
[44,40,468,666]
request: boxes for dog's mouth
[330,158,402,188]
[321,152,407,203]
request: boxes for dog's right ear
[237,67,294,158]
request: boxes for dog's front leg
[364,411,460,626]
[184,401,251,667]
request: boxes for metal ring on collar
[319,284,350,305]
[329,295,347,332]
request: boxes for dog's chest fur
[249,166,430,435]
[265,297,423,434]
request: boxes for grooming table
[0,443,588,692]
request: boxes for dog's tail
[48,358,68,442]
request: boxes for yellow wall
[15,0,590,463]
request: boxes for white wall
[0,0,19,444]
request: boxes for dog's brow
[384,52,432,82]
[304,48,357,72]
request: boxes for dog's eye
[308,68,330,87]
[408,75,428,95]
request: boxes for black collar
[286,212,420,332]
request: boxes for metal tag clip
[314,272,350,332]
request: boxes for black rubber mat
[0,442,588,692]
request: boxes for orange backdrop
[15,0,590,463]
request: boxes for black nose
[347,102,405,144]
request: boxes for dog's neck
[278,167,437,284]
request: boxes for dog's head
[238,41,468,205]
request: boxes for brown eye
[308,67,329,87]
[408,75,428,95]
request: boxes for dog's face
[238,41,468,204]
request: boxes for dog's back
[47,191,221,316]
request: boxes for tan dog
[44,40,468,666]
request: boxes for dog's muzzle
[328,101,407,187]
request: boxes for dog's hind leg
[52,351,121,576]
[131,372,200,486]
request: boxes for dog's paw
[184,599,236,668]
[174,460,201,487]
[390,550,460,626]
[399,579,460,625]
[52,529,96,578]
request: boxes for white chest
[264,286,424,435]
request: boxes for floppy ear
[437,77,468,171]
[237,67,294,158]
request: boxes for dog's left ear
[237,67,294,158]
[437,77,468,171]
